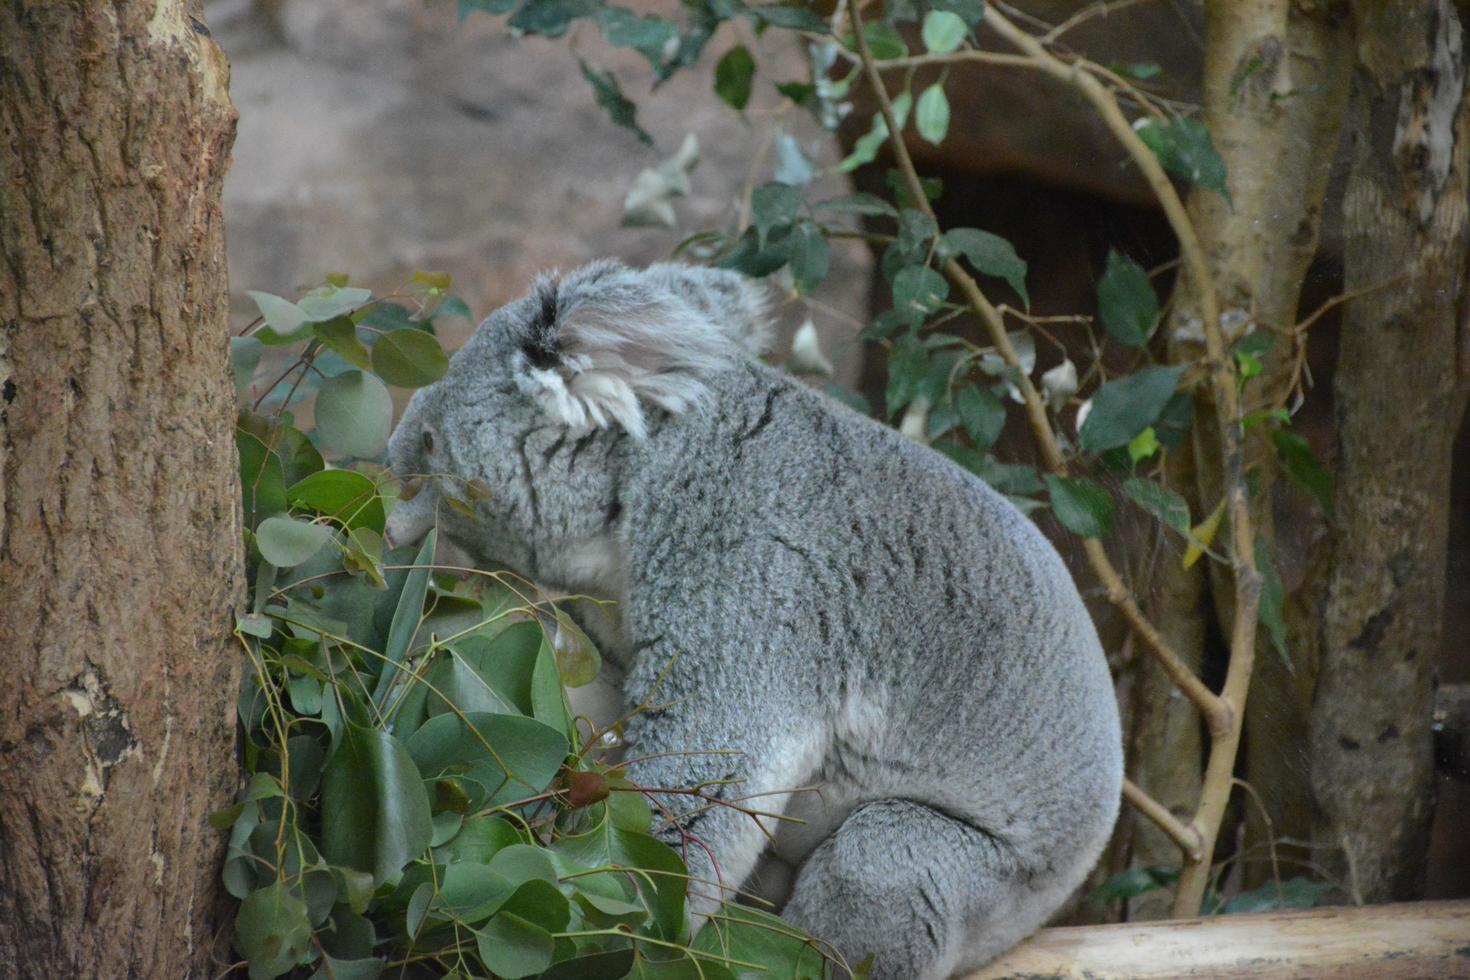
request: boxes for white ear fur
[513,265,770,438]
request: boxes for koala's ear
[641,263,774,357]
[510,261,772,439]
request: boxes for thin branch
[1124,778,1204,861]
[1042,0,1160,44]
[844,0,1229,736]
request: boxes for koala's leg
[617,647,824,918]
[781,799,1031,980]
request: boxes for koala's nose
[384,490,435,549]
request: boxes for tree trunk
[0,3,241,976]
[1310,0,1470,902]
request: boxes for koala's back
[621,359,1122,870]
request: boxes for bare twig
[1124,778,1204,861]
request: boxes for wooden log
[963,900,1470,979]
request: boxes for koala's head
[384,260,770,582]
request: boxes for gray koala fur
[385,260,1123,979]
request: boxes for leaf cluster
[227,275,845,979]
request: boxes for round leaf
[315,370,392,458]
[921,10,967,53]
[256,515,333,568]
[234,881,312,979]
[371,329,448,389]
[288,470,386,533]
[475,911,554,979]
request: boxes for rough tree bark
[1310,0,1470,902]
[0,2,241,976]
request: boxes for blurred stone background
[208,0,873,381]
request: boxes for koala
[384,260,1123,979]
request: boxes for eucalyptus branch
[843,0,1227,733]
[982,3,1266,917]
[1124,777,1203,861]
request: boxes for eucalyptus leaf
[315,370,393,459]
[288,470,386,533]
[371,329,448,389]
[234,881,313,980]
[256,516,333,568]
[1045,475,1115,538]
[320,721,434,886]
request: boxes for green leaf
[1127,426,1161,463]
[891,265,949,324]
[256,516,333,568]
[1088,866,1179,904]
[579,61,653,145]
[714,45,756,110]
[406,712,570,811]
[788,221,831,294]
[1097,250,1159,347]
[932,0,985,25]
[838,93,911,173]
[747,3,829,31]
[320,721,434,886]
[248,290,312,345]
[314,370,393,459]
[884,332,927,417]
[915,83,950,145]
[813,192,897,218]
[692,904,829,979]
[371,328,448,389]
[921,10,967,53]
[1045,474,1115,537]
[849,20,908,59]
[313,317,372,371]
[1272,428,1333,516]
[476,912,554,978]
[1122,477,1190,536]
[288,470,386,533]
[234,881,312,980]
[232,337,263,392]
[750,182,800,245]
[1135,117,1231,202]
[598,8,677,68]
[1224,876,1331,914]
[372,529,437,709]
[955,384,1006,450]
[1117,62,1163,80]
[1255,532,1287,663]
[459,0,518,16]
[298,286,373,323]
[237,424,288,530]
[775,80,816,105]
[1079,365,1186,453]
[308,955,384,980]
[941,227,1028,306]
[509,0,599,36]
